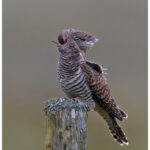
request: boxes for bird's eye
[69,42,74,49]
[58,35,66,45]
[69,44,73,49]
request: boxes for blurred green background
[3,0,147,149]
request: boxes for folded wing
[81,61,127,121]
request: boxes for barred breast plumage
[57,53,93,104]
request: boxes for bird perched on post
[52,32,128,146]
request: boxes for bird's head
[58,29,99,53]
[52,32,81,55]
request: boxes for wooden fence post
[44,98,90,150]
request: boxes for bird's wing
[95,103,128,145]
[81,61,127,121]
[85,61,104,73]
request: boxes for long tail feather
[94,103,128,146]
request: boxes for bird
[52,32,128,146]
[58,29,99,55]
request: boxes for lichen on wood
[44,98,90,150]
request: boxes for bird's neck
[60,51,84,63]
[58,52,84,73]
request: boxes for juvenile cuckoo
[52,32,128,146]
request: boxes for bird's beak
[51,41,67,46]
[51,41,59,45]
